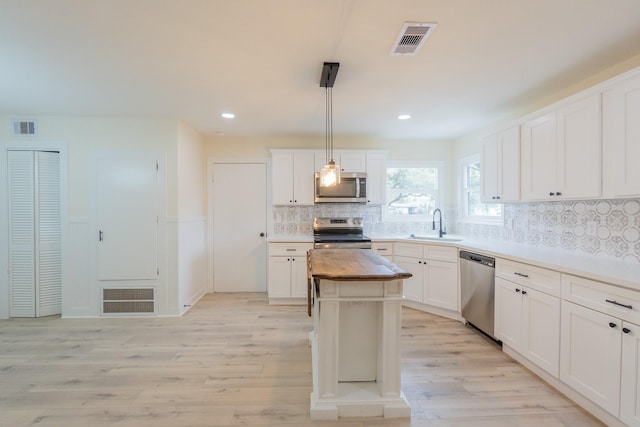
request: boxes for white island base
[309,278,411,420]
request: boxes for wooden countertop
[309,249,412,282]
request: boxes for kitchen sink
[409,234,463,242]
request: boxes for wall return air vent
[390,22,437,56]
[12,119,38,136]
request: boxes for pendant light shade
[319,62,340,187]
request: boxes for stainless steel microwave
[314,172,367,203]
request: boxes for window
[459,154,503,224]
[385,161,443,221]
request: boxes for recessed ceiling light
[221,112,235,119]
[398,114,411,120]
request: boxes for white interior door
[8,150,61,317]
[96,154,158,280]
[212,163,267,292]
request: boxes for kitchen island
[307,249,412,419]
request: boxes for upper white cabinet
[521,93,601,201]
[365,151,387,204]
[603,71,640,198]
[481,125,520,203]
[271,150,315,205]
[314,150,367,173]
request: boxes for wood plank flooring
[0,293,603,427]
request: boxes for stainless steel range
[313,217,372,249]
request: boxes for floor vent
[102,288,155,314]
[390,22,437,56]
[12,120,38,136]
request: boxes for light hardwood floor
[0,293,603,427]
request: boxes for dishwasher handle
[459,250,495,268]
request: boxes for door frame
[206,158,271,293]
[0,140,68,319]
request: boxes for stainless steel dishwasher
[460,251,498,342]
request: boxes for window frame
[383,160,444,222]
[458,154,504,225]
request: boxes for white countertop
[269,234,640,291]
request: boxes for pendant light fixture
[319,62,340,187]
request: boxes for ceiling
[1,0,640,140]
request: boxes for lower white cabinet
[560,300,622,415]
[267,243,312,301]
[371,241,393,260]
[621,321,640,427]
[495,277,560,377]
[561,273,640,424]
[394,243,458,311]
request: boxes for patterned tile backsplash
[272,199,640,264]
[456,199,640,264]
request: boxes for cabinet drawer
[269,243,313,256]
[393,242,423,258]
[371,242,393,256]
[562,274,640,324]
[496,258,561,296]
[424,245,457,263]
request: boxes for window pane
[386,165,441,219]
[466,161,481,187]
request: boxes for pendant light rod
[319,62,340,88]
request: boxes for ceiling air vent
[390,22,437,56]
[12,119,38,136]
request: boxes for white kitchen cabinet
[365,151,387,204]
[267,243,312,302]
[393,243,458,311]
[561,273,640,420]
[371,241,393,260]
[621,321,640,427]
[521,93,601,201]
[271,151,315,205]
[495,277,560,377]
[560,300,621,416]
[481,125,520,203]
[314,150,367,173]
[603,70,640,198]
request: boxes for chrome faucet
[432,208,446,238]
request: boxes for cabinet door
[290,256,308,298]
[365,152,386,204]
[271,152,294,205]
[495,277,523,349]
[339,151,366,173]
[481,134,499,203]
[499,126,521,202]
[621,321,640,427]
[521,112,558,200]
[522,287,560,377]
[560,301,621,416]
[267,257,292,298]
[556,93,601,199]
[394,256,423,303]
[292,152,315,205]
[606,72,640,197]
[424,260,458,311]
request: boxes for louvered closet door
[8,150,61,317]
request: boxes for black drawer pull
[609,322,617,328]
[514,272,529,278]
[522,290,528,295]
[605,299,633,310]
[515,288,521,293]
[623,327,632,334]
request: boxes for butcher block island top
[308,249,412,281]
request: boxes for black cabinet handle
[555,192,562,196]
[514,272,529,278]
[492,196,496,199]
[623,327,632,334]
[522,290,528,295]
[259,232,265,237]
[516,288,521,293]
[609,322,617,328]
[549,192,555,196]
[496,196,501,199]
[99,230,103,242]
[605,299,633,310]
